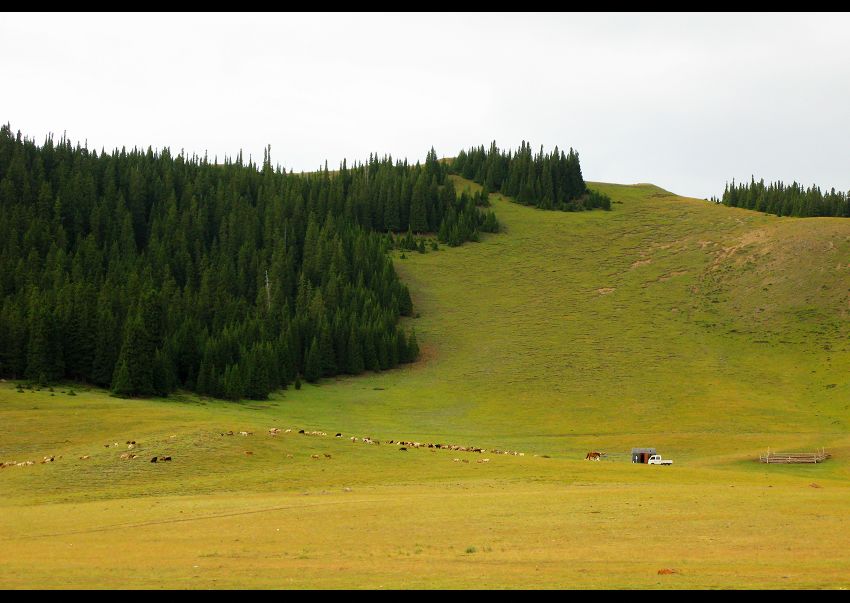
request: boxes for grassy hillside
[1,178,849,588]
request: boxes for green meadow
[2,177,849,589]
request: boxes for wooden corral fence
[759,448,830,464]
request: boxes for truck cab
[647,454,673,465]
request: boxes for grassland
[1,178,849,589]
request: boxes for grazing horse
[585,451,602,461]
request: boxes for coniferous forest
[450,141,612,211]
[715,177,850,217]
[0,126,511,400]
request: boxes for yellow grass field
[2,178,849,589]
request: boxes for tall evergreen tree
[409,172,429,233]
[0,124,474,399]
[304,337,321,383]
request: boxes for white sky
[2,12,849,199]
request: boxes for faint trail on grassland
[0,497,384,541]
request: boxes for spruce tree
[346,327,364,375]
[409,172,428,233]
[406,329,420,363]
[304,337,321,383]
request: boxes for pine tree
[409,172,428,233]
[346,327,364,374]
[111,292,158,397]
[111,357,133,397]
[304,337,321,383]
[406,329,420,363]
[0,127,496,400]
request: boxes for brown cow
[585,451,602,461]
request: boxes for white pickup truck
[647,454,673,466]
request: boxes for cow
[400,447,407,451]
[80,455,90,460]
[244,451,254,456]
[335,433,342,438]
[160,456,172,461]
[585,451,602,461]
[311,454,319,460]
[324,454,332,459]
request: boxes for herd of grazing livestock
[273,428,528,462]
[2,437,177,469]
[2,422,531,472]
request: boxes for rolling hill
[1,177,849,588]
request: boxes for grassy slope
[1,178,849,589]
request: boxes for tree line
[715,177,850,217]
[450,140,611,211]
[0,126,503,399]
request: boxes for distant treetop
[449,141,611,212]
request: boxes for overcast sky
[3,12,849,199]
